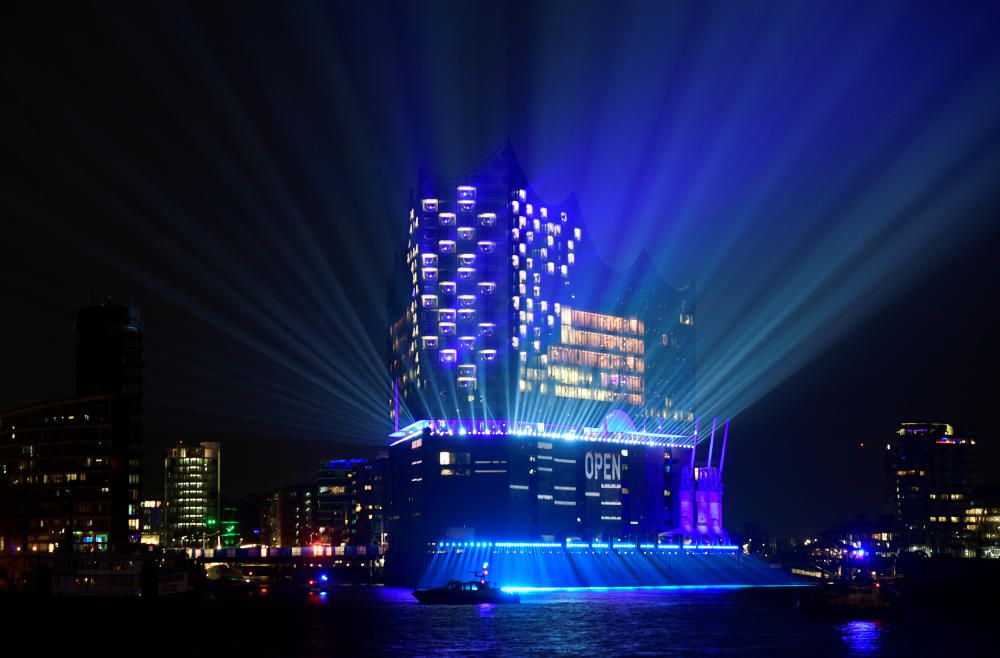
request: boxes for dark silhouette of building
[264,484,318,548]
[75,301,143,400]
[887,422,974,557]
[76,301,144,544]
[233,493,266,546]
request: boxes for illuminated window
[439,322,456,335]
[458,227,475,240]
[422,199,438,212]
[458,267,475,280]
[480,349,498,362]
[438,308,456,322]
[478,282,496,295]
[458,309,475,322]
[459,199,475,212]
[458,294,476,308]
[458,364,476,378]
[439,281,456,295]
[457,185,476,200]
[478,213,496,227]
[478,322,496,337]
[421,253,438,267]
[439,240,456,254]
[459,336,475,350]
[439,349,457,364]
[459,253,476,266]
[439,212,456,226]
[421,295,438,309]
[421,267,438,282]
[477,241,495,254]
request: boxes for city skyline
[3,1,1000,541]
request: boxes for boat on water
[800,580,901,620]
[413,579,520,604]
[413,563,520,604]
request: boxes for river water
[8,585,990,656]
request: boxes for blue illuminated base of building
[418,541,803,590]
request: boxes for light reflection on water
[838,620,882,656]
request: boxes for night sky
[3,1,999,537]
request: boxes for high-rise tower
[887,422,974,557]
[389,144,582,426]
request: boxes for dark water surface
[8,586,990,656]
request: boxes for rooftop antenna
[691,417,700,473]
[719,420,730,477]
[707,417,717,468]
[393,377,400,432]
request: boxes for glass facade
[390,144,697,435]
[163,442,221,548]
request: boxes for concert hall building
[385,144,730,570]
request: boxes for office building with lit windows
[0,301,144,553]
[163,441,221,548]
[384,145,743,589]
[140,499,163,546]
[966,486,1000,559]
[0,395,139,553]
[887,422,975,557]
[317,456,387,546]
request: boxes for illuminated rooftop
[387,418,698,448]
